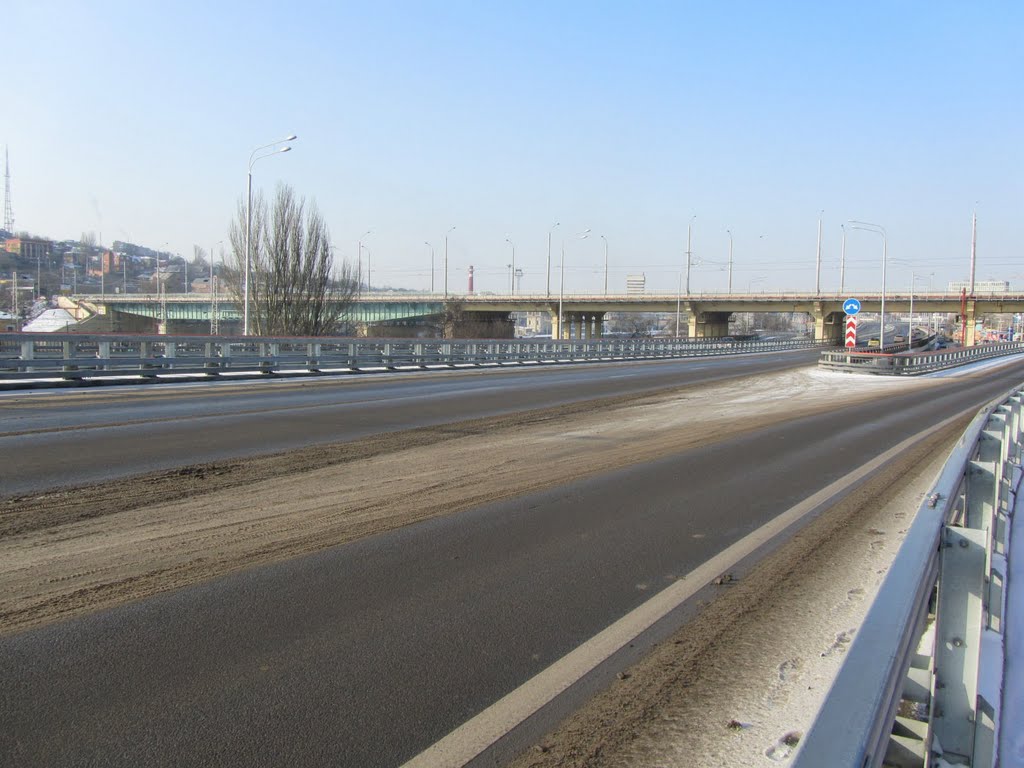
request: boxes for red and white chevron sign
[845,316,858,347]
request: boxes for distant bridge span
[64,290,1024,342]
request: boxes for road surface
[0,350,817,496]
[2,355,1023,767]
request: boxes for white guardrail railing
[819,342,1024,375]
[0,332,826,385]
[794,384,1024,767]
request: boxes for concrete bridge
[62,290,1024,343]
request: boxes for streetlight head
[285,135,298,141]
[279,146,292,153]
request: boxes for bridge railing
[818,341,1024,375]
[0,332,826,384]
[793,384,1023,767]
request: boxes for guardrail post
[97,341,110,370]
[261,343,279,374]
[218,342,232,369]
[933,526,989,764]
[20,340,34,373]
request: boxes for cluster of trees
[224,184,356,337]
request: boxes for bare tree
[225,184,356,336]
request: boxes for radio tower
[3,147,13,234]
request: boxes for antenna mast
[3,147,13,233]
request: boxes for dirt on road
[506,418,965,768]
[0,368,942,639]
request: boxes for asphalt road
[3,358,1023,767]
[0,350,817,496]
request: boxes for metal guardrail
[794,385,1023,767]
[819,342,1024,375]
[0,332,826,384]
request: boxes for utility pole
[840,224,846,295]
[815,211,823,294]
[685,216,695,294]
[726,229,733,294]
[3,147,13,233]
[969,210,977,296]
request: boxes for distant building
[947,280,1010,293]
[3,237,53,262]
[87,250,120,277]
[0,311,20,332]
[626,274,646,295]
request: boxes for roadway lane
[3,360,1023,767]
[0,350,817,496]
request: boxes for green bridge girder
[84,295,446,324]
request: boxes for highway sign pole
[845,316,857,348]
[843,298,861,349]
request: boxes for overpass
[63,290,1024,343]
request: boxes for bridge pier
[812,308,845,344]
[964,300,978,346]
[686,309,732,339]
[583,312,605,339]
[550,312,604,340]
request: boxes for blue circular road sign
[843,298,862,316]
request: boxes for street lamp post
[505,236,516,296]
[558,229,589,339]
[849,220,888,348]
[357,230,373,297]
[815,210,823,294]
[210,239,222,335]
[444,226,456,298]
[909,273,932,352]
[245,134,297,335]
[600,235,609,295]
[675,270,683,337]
[726,229,734,294]
[546,222,560,297]
[840,224,847,295]
[685,215,696,295]
[424,242,434,293]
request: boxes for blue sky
[4,1,1021,295]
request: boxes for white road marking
[399,409,975,768]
